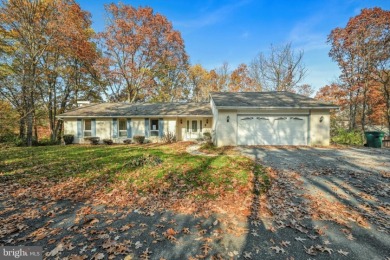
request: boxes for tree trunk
[19,114,26,139]
[361,82,368,133]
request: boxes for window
[150,119,159,137]
[192,120,197,132]
[200,120,202,132]
[84,119,92,137]
[119,119,127,137]
[186,120,189,132]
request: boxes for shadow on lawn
[0,149,234,259]
[236,146,390,259]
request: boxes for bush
[0,132,18,143]
[63,134,74,145]
[331,128,363,145]
[103,139,113,145]
[203,132,212,143]
[85,136,100,145]
[38,138,60,146]
[161,132,176,143]
[133,135,145,144]
[127,154,162,167]
[123,139,132,144]
[13,137,27,147]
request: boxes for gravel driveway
[239,146,390,259]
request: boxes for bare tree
[250,43,307,92]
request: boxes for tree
[98,3,188,103]
[0,0,59,146]
[209,62,230,92]
[229,63,261,92]
[328,7,390,132]
[250,43,307,92]
[187,64,210,102]
[37,0,100,141]
[0,0,100,144]
[0,99,18,139]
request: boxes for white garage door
[237,115,308,145]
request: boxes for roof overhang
[215,106,339,110]
[56,115,212,119]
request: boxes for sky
[77,0,390,92]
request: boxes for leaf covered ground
[0,143,389,259]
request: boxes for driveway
[239,146,390,259]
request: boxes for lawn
[2,143,387,259]
[0,142,260,216]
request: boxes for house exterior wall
[131,118,145,136]
[63,117,179,144]
[309,109,331,146]
[212,107,331,147]
[64,119,79,143]
[97,119,111,140]
[216,110,238,146]
[62,107,331,146]
[210,98,218,144]
[178,117,212,141]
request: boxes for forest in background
[0,1,388,146]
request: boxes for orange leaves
[98,3,188,103]
[163,228,177,241]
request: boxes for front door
[185,119,202,140]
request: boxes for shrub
[331,128,363,145]
[38,138,60,146]
[63,134,74,145]
[161,132,176,143]
[123,139,132,144]
[103,139,113,145]
[0,132,18,143]
[13,137,27,147]
[127,154,162,167]
[203,132,212,143]
[133,135,145,144]
[85,136,100,145]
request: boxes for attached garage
[211,92,338,147]
[237,115,308,145]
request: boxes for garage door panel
[238,115,308,145]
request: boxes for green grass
[253,164,271,195]
[0,143,255,198]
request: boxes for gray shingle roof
[57,102,212,118]
[210,92,337,108]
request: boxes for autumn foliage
[326,7,390,133]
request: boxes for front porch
[176,117,213,141]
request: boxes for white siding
[178,117,212,141]
[216,110,237,146]
[64,119,79,143]
[310,110,330,146]
[131,118,145,136]
[210,98,219,144]
[163,118,177,135]
[96,119,111,140]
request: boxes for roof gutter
[216,106,339,110]
[56,115,212,119]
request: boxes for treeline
[0,1,312,146]
[0,1,388,146]
[315,8,390,134]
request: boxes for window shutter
[77,119,82,138]
[158,118,164,138]
[144,118,149,137]
[91,119,96,136]
[127,119,132,138]
[113,118,118,138]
